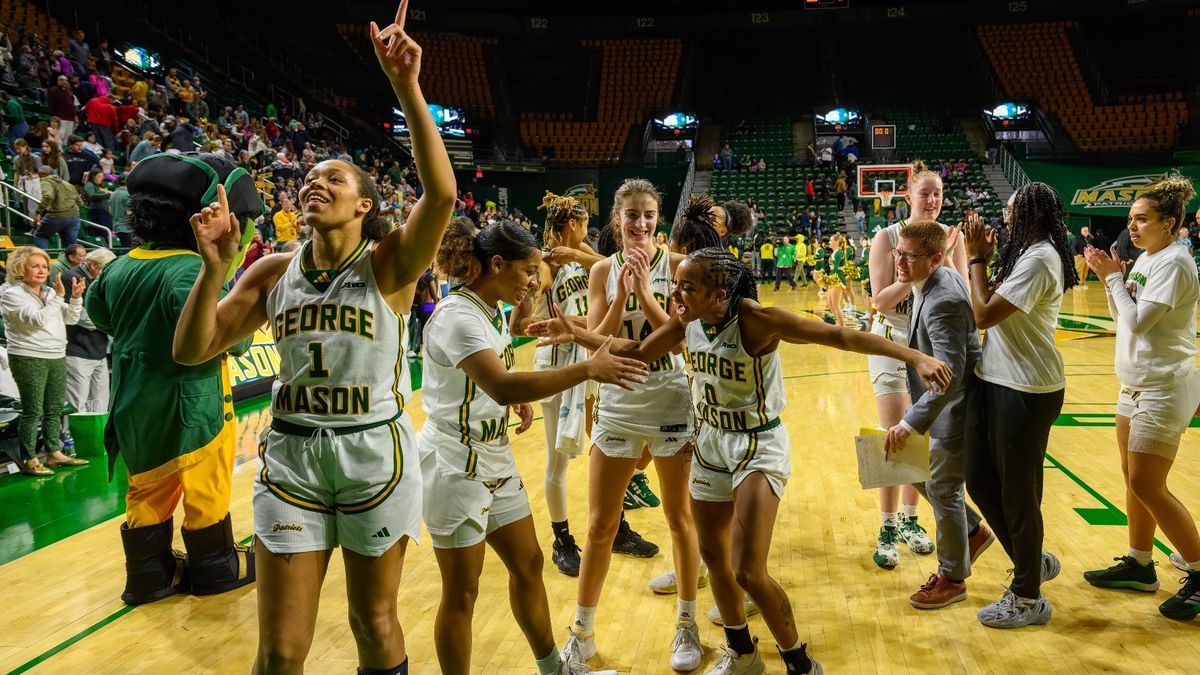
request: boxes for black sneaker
[552,534,581,577]
[1159,571,1200,620]
[1083,556,1159,592]
[612,518,659,558]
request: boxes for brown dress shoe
[969,524,996,563]
[910,573,967,609]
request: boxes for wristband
[969,257,988,266]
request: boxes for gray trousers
[62,356,109,436]
[913,434,981,581]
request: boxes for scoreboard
[871,125,896,150]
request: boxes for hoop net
[879,190,894,207]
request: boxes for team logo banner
[1019,161,1200,216]
[1071,174,1164,210]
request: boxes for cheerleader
[1080,173,1200,620]
[530,239,953,675]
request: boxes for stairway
[982,164,1015,205]
[793,119,814,164]
[694,121,722,168]
[690,168,711,197]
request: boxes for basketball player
[172,5,456,671]
[508,190,602,577]
[562,178,704,671]
[529,240,953,675]
[420,218,645,674]
[1081,173,1200,620]
[864,161,994,571]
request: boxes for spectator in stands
[94,38,113,76]
[68,30,91,74]
[0,246,87,476]
[1177,226,1193,251]
[240,229,273,273]
[82,131,104,157]
[170,118,197,152]
[272,195,299,248]
[760,237,775,280]
[13,139,41,216]
[147,83,168,113]
[40,140,69,180]
[895,197,909,222]
[109,174,132,248]
[954,160,967,177]
[83,169,113,229]
[62,247,115,422]
[820,146,833,167]
[52,50,73,78]
[940,162,952,180]
[64,135,98,186]
[234,103,250,127]
[1071,226,1093,289]
[775,236,798,291]
[83,93,118,150]
[806,178,816,205]
[129,132,161,164]
[34,166,82,249]
[1,90,27,153]
[71,74,94,108]
[1112,226,1141,275]
[130,76,149,108]
[187,92,210,122]
[836,172,848,212]
[719,142,733,171]
[51,244,86,284]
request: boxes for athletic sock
[778,639,814,674]
[536,649,562,675]
[1187,559,1200,572]
[677,598,697,624]
[551,520,570,541]
[572,605,596,637]
[901,504,918,520]
[723,622,755,655]
[1129,548,1153,567]
[881,512,899,528]
[632,468,646,478]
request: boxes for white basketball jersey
[877,220,953,333]
[421,287,516,478]
[599,248,691,432]
[547,260,590,367]
[266,240,408,427]
[685,298,785,431]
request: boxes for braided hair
[538,190,588,248]
[670,194,722,253]
[687,247,758,302]
[990,182,1078,291]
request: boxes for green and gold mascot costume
[86,152,260,604]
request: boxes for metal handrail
[998,146,1030,191]
[0,181,115,248]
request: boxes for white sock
[678,599,697,624]
[536,649,562,675]
[1129,548,1153,567]
[902,504,919,520]
[632,468,646,477]
[572,605,596,636]
[1188,559,1200,572]
[882,512,898,528]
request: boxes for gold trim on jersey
[752,355,768,426]
[336,421,404,513]
[693,441,731,474]
[392,321,407,411]
[460,378,478,476]
[733,432,760,472]
[450,288,504,333]
[614,246,665,270]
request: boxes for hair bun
[911,159,928,173]
[682,193,716,228]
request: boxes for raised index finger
[395,0,409,31]
[216,183,230,216]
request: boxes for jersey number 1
[307,343,330,378]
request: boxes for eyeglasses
[892,250,933,263]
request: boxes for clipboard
[854,427,931,489]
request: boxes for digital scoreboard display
[391,104,467,138]
[871,125,896,150]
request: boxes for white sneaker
[669,621,702,671]
[559,655,617,675]
[872,525,900,569]
[898,514,935,555]
[648,563,710,595]
[1169,551,1189,573]
[562,628,597,663]
[705,639,764,675]
[707,595,760,625]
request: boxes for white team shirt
[1114,244,1199,389]
[685,298,785,431]
[598,248,691,433]
[421,287,516,479]
[975,240,1066,393]
[267,240,408,426]
[547,260,590,367]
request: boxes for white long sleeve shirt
[0,282,82,359]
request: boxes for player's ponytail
[1140,171,1196,234]
[688,246,758,302]
[435,218,538,285]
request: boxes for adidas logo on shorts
[371,527,391,538]
[272,523,304,533]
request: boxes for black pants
[963,374,1064,599]
[774,265,795,290]
[760,259,774,279]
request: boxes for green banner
[1017,161,1200,217]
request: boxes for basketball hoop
[879,190,894,208]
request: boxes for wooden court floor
[1,284,1197,674]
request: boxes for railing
[673,157,696,226]
[999,145,1030,191]
[0,181,115,249]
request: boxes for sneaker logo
[691,478,712,487]
[371,527,391,538]
[272,523,304,533]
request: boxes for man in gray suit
[884,221,994,610]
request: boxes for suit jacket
[902,266,981,439]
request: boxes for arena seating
[720,118,793,163]
[520,38,680,165]
[0,0,69,50]
[709,163,840,233]
[978,21,1188,152]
